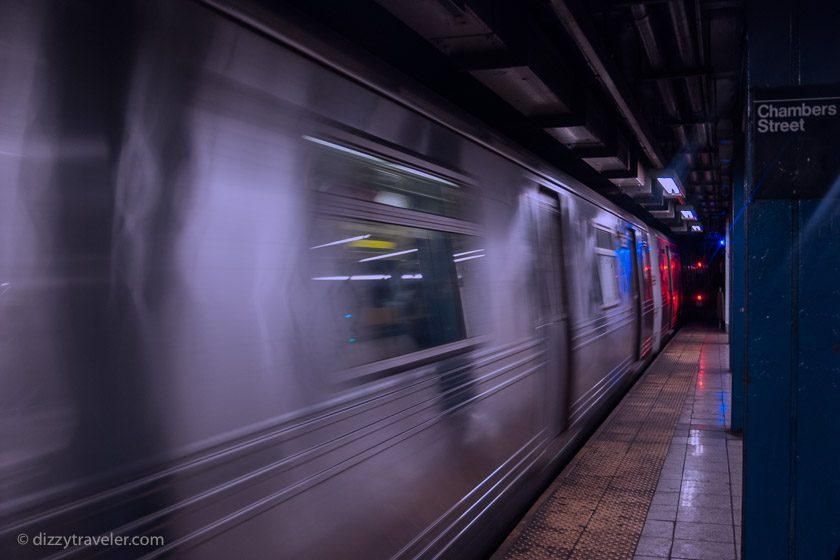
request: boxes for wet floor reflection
[640,328,743,560]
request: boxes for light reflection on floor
[636,329,743,560]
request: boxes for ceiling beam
[548,0,664,168]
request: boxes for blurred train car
[0,0,681,558]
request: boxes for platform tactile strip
[494,330,708,560]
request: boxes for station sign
[752,84,840,199]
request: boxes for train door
[665,245,676,329]
[534,189,570,436]
[628,228,642,361]
[659,239,673,333]
[638,232,655,357]
[669,246,681,325]
[651,239,663,351]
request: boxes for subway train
[0,1,681,558]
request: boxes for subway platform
[493,327,741,560]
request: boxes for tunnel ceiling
[270,0,744,237]
[582,0,744,236]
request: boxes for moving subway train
[0,1,682,558]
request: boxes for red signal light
[696,293,704,302]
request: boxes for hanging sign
[752,84,840,199]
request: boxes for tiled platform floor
[635,329,742,560]
[492,326,741,560]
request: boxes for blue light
[344,313,353,319]
[719,239,726,246]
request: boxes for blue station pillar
[740,1,840,558]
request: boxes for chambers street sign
[752,85,840,199]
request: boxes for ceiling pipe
[630,4,688,152]
[667,0,710,156]
[548,0,664,168]
[693,0,713,155]
[668,0,723,224]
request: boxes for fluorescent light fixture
[313,276,350,281]
[654,171,685,198]
[656,177,682,196]
[683,205,702,233]
[401,274,423,279]
[310,234,371,250]
[358,248,418,263]
[453,254,485,263]
[658,177,681,195]
[452,249,485,258]
[303,135,458,187]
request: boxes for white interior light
[313,275,396,281]
[680,209,697,220]
[303,136,382,163]
[452,249,485,258]
[691,224,703,232]
[312,275,394,281]
[358,248,418,263]
[350,275,392,280]
[389,162,458,186]
[453,254,485,263]
[303,135,458,187]
[310,234,371,250]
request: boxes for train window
[305,136,465,219]
[595,228,612,250]
[594,225,620,308]
[309,217,480,370]
[597,255,620,307]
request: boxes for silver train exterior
[0,1,682,558]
